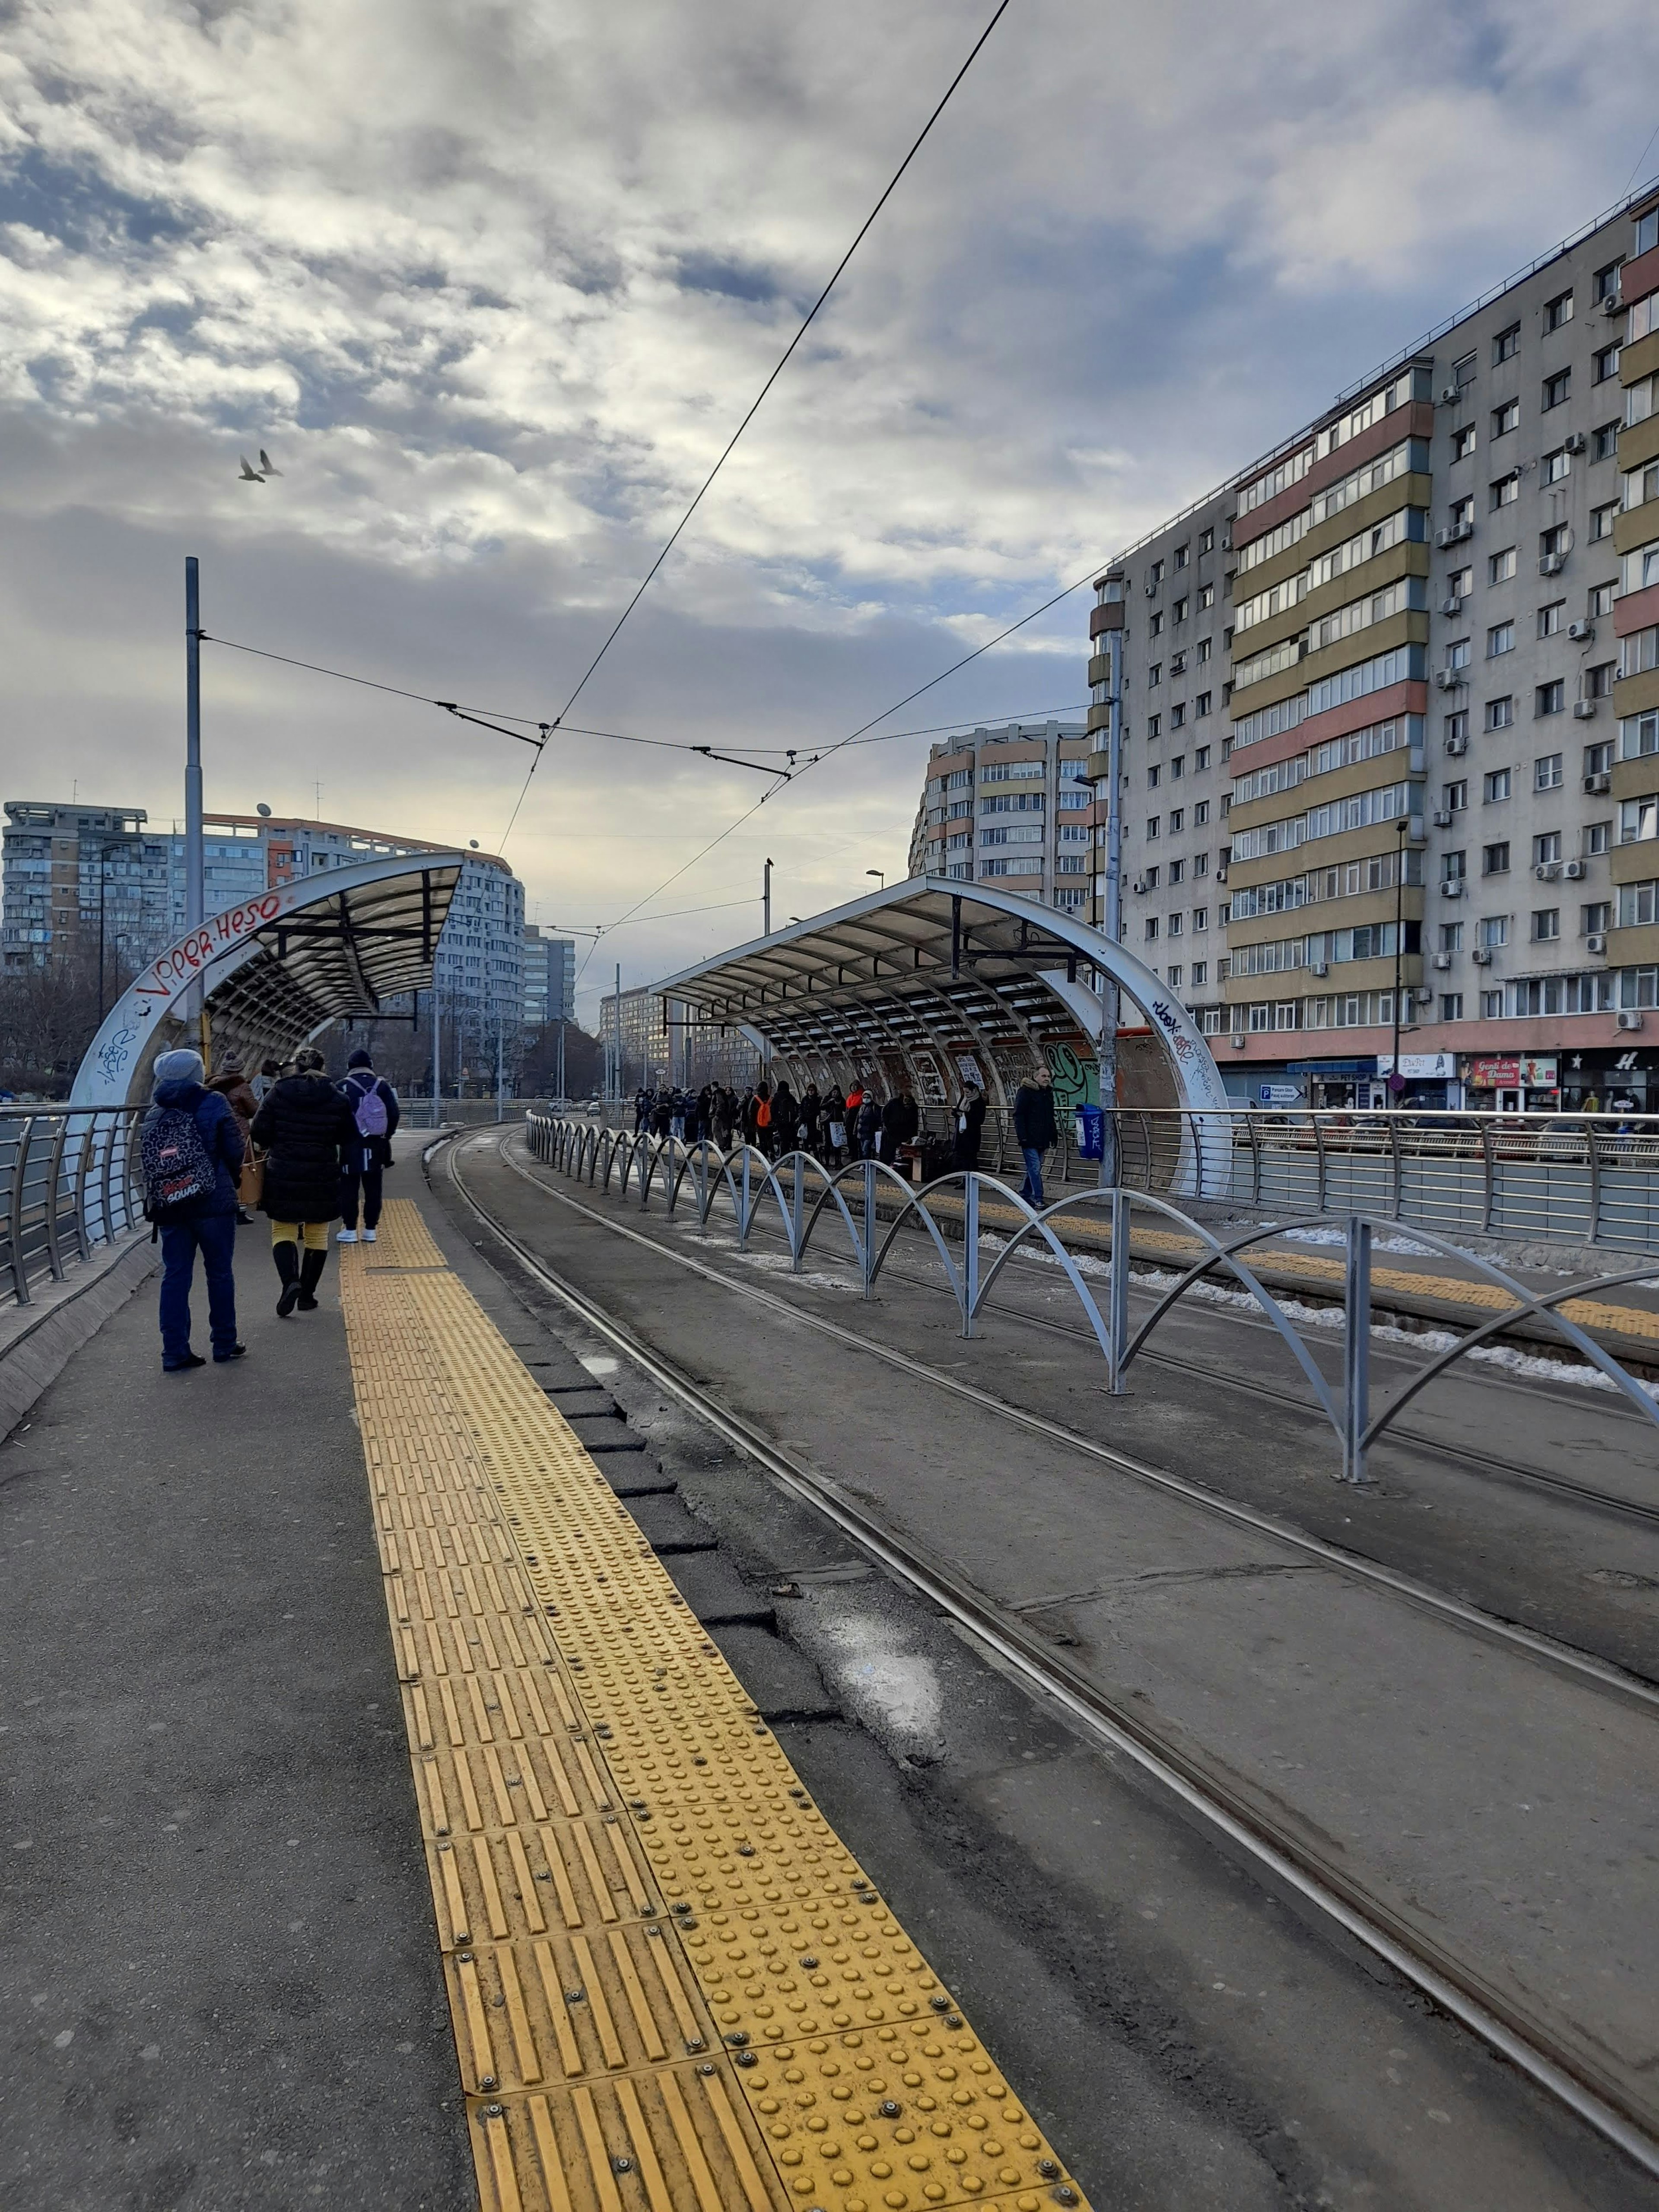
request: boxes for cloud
[3,0,1659,1007]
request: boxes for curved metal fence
[525,1111,1659,1489]
[0,1109,146,1308]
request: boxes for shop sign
[1378,1052,1456,1079]
[1465,1054,1559,1089]
[1520,1055,1559,1089]
[1258,1083,1303,1105]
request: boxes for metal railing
[527,1113,1659,1489]
[590,1103,1659,1252]
[0,1108,146,1308]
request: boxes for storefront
[1283,1058,1379,1109]
[1462,1054,1559,1113]
[1376,1050,1459,1110]
[1555,1048,1659,1113]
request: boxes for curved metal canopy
[71,850,466,1107]
[654,875,1227,1117]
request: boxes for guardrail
[0,1108,146,1308]
[591,1103,1659,1253]
[526,1112,1659,1488]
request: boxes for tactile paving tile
[346,1198,449,1271]
[342,1198,1090,2212]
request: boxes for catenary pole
[763,857,772,938]
[184,558,205,1049]
[1095,571,1126,1189]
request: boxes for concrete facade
[906,718,1093,915]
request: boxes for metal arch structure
[653,876,1230,1191]
[70,851,467,1109]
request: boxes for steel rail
[437,1127,1659,2180]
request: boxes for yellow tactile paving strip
[341,1200,1089,2212]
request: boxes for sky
[3,0,1659,1018]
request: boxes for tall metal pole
[96,845,108,1027]
[556,1019,565,1103]
[763,858,772,938]
[614,962,623,1103]
[1389,817,1408,1105]
[1093,570,1126,1189]
[184,557,205,1049]
[431,989,441,1118]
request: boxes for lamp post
[1389,816,1409,1104]
[866,869,885,890]
[763,858,772,938]
[184,558,204,1050]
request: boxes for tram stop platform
[0,1176,1086,2212]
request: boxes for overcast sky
[4,0,1658,1016]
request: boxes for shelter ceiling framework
[655,876,1229,1117]
[71,852,466,1108]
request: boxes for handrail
[0,1106,147,1310]
[526,1113,1659,1491]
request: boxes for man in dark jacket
[337,1047,401,1244]
[855,1090,883,1160]
[881,1087,920,1170]
[251,1049,360,1316]
[1012,1065,1058,1205]
[146,1046,247,1370]
[951,1081,987,1172]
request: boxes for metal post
[8,1117,34,1305]
[1095,576,1125,1190]
[763,858,772,938]
[555,1020,565,1106]
[496,1007,504,1121]
[72,1111,95,1262]
[1586,1117,1603,1245]
[97,843,108,1027]
[184,558,205,1049]
[1108,1185,1131,1393]
[739,1148,751,1249]
[1342,1216,1372,1484]
[42,1114,70,1283]
[99,1113,118,1241]
[1388,817,1408,1105]
[790,1153,804,1271]
[614,962,623,1102]
[861,1158,876,1299]
[430,990,441,1125]
[962,1173,979,1337]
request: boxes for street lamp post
[866,869,885,890]
[1389,816,1409,1103]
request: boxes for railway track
[441,1126,1659,2181]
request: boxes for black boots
[296,1246,327,1312]
[275,1240,301,1317]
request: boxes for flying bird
[238,455,264,482]
[259,449,282,477]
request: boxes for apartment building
[2,801,524,1043]
[907,719,1094,912]
[522,923,577,1030]
[1083,182,1659,1109]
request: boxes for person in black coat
[250,1049,360,1316]
[951,1081,987,1171]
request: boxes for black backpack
[140,1103,215,1221]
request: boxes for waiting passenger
[337,1047,401,1244]
[882,1087,919,1166]
[952,1080,987,1172]
[207,1055,261,1222]
[798,1084,822,1157]
[855,1089,883,1160]
[142,1046,248,1372]
[771,1080,798,1154]
[823,1087,848,1167]
[251,1048,360,1316]
[1012,1065,1057,1206]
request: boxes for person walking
[251,1048,359,1316]
[882,1086,920,1173]
[771,1079,798,1156]
[751,1081,775,1158]
[252,1057,282,1104]
[337,1047,401,1244]
[823,1087,848,1168]
[142,1047,248,1371]
[1012,1064,1057,1206]
[951,1080,987,1172]
[798,1084,822,1158]
[855,1087,883,1161]
[207,1055,261,1221]
[712,1087,736,1149]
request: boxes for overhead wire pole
[1090,571,1126,1190]
[498,0,1012,849]
[184,558,205,1052]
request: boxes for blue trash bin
[1074,1103,1104,1161]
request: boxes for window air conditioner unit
[1445,734,1468,756]
[1145,581,1159,597]
[1440,383,1462,405]
[1214,866,1228,883]
[1436,667,1462,691]
[1439,594,1465,615]
[1617,1010,1644,1030]
[1310,961,1329,978]
[1584,770,1612,794]
[1603,291,1624,318]
[1563,431,1587,456]
[1435,522,1472,548]
[1132,878,1147,894]
[1535,861,1560,880]
[1540,552,1567,575]
[1432,950,1453,970]
[1432,806,1453,827]
[1440,879,1466,897]
[1567,619,1595,642]
[1472,946,1494,964]
[1586,932,1607,954]
[1564,858,1586,879]
[1572,699,1597,720]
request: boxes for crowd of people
[140,1041,401,1372]
[628,1066,1060,1191]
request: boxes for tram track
[440,1126,1659,2182]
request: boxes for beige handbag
[238,1146,266,1208]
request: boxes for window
[1149,610,1164,638]
[1170,702,1186,729]
[1144,865,1160,889]
[1542,368,1571,411]
[1535,753,1564,791]
[1447,565,1473,602]
[1170,651,1187,677]
[1591,500,1620,541]
[1532,909,1560,942]
[1170,754,1185,779]
[1452,349,1476,388]
[1583,901,1611,935]
[1590,581,1616,617]
[1482,842,1511,874]
[1199,528,1214,555]
[1146,816,1160,838]
[1169,807,1185,833]
[1486,696,1514,731]
[1534,830,1563,864]
[1446,709,1469,744]
[1166,912,1182,937]
[1148,663,1162,687]
[1491,470,1519,508]
[1193,800,1210,826]
[1147,713,1160,740]
[1193,907,1208,931]
[1168,857,1185,884]
[1541,523,1570,561]
[1452,423,1476,461]
[1198,582,1214,609]
[1587,658,1618,699]
[1491,398,1519,437]
[1586,820,1611,855]
[1542,445,1572,485]
[1479,915,1509,947]
[1144,917,1158,941]
[1166,964,1182,987]
[1444,849,1468,881]
[1487,621,1514,657]
[1448,636,1471,669]
[1584,739,1613,777]
[1593,422,1620,463]
[1173,596,1188,623]
[1197,638,1212,664]
[1481,990,1503,1018]
[1450,493,1475,531]
[1148,561,1163,587]
[1494,323,1519,363]
[1488,546,1517,583]
[1444,779,1468,811]
[1537,601,1564,637]
[1191,960,1208,984]
[1544,290,1573,332]
[1195,745,1211,770]
[1147,764,1160,789]
[1484,769,1512,803]
[1174,543,1189,570]
[1441,993,1465,1022]
[1536,680,1564,716]
[1441,922,1465,951]
[1640,210,1659,256]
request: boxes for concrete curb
[0,1233,159,1442]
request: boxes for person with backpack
[337,1047,401,1244]
[251,1049,360,1316]
[142,1046,248,1372]
[751,1081,774,1157]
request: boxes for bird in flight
[238,448,283,481]
[238,455,263,481]
[259,448,282,477]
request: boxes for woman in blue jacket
[144,1047,248,1371]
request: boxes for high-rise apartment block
[522,924,576,1029]
[1077,183,1659,1109]
[2,801,524,1039]
[907,719,1093,912]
